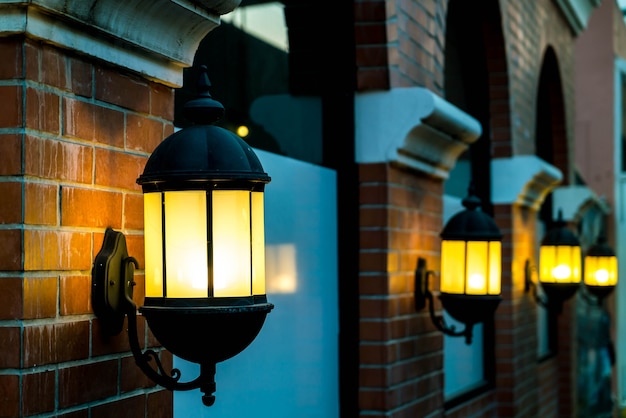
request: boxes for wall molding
[0,0,240,86]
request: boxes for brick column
[0,1,237,416]
[354,87,481,417]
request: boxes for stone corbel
[551,185,610,221]
[554,0,602,35]
[491,155,563,209]
[0,0,241,86]
[355,87,481,179]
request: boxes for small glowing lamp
[584,231,617,302]
[415,184,502,344]
[533,210,581,311]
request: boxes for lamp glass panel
[540,245,581,284]
[440,240,466,294]
[164,191,209,298]
[251,191,266,295]
[213,190,252,297]
[465,241,488,295]
[144,192,163,297]
[585,255,618,286]
[488,241,501,295]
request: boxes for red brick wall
[358,162,445,417]
[354,0,579,416]
[0,36,174,417]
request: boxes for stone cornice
[491,155,563,210]
[554,0,602,35]
[0,0,240,86]
[355,88,481,179]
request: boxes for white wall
[173,149,339,417]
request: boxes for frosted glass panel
[213,190,252,297]
[441,240,466,294]
[144,192,163,297]
[164,191,209,298]
[252,191,266,295]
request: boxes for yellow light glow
[584,255,617,287]
[552,264,571,280]
[251,191,266,295]
[440,240,466,294]
[468,273,486,292]
[488,241,501,294]
[144,192,163,297]
[164,191,208,298]
[236,125,250,137]
[213,190,252,297]
[266,243,297,293]
[540,245,581,284]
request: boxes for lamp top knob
[183,65,225,125]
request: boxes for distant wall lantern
[91,66,273,407]
[415,184,502,344]
[525,210,581,313]
[584,229,618,303]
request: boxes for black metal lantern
[525,210,581,313]
[92,66,273,407]
[584,230,618,302]
[415,184,502,344]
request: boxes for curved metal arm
[92,228,218,406]
[414,257,474,344]
[524,259,549,308]
[124,301,218,406]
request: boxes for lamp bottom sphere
[140,297,273,364]
[439,293,501,326]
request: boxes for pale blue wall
[173,149,339,417]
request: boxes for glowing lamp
[584,232,617,302]
[536,211,581,311]
[92,66,273,407]
[415,184,502,344]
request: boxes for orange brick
[24,135,93,183]
[22,371,55,415]
[0,182,22,224]
[63,98,124,147]
[0,327,20,368]
[58,360,118,408]
[24,229,91,271]
[0,85,22,127]
[60,275,91,315]
[23,321,89,367]
[95,148,146,191]
[127,113,164,153]
[92,395,146,418]
[0,38,23,79]
[147,390,173,418]
[0,277,22,319]
[0,134,22,175]
[150,82,174,120]
[25,182,58,225]
[0,375,19,416]
[61,187,123,228]
[26,87,60,134]
[40,44,67,89]
[69,56,93,97]
[124,193,144,230]
[95,66,150,113]
[0,229,22,270]
[23,277,58,319]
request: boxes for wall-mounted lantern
[525,210,581,313]
[415,184,502,344]
[91,66,273,407]
[583,229,618,303]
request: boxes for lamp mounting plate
[92,228,138,335]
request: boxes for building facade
[0,0,619,417]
